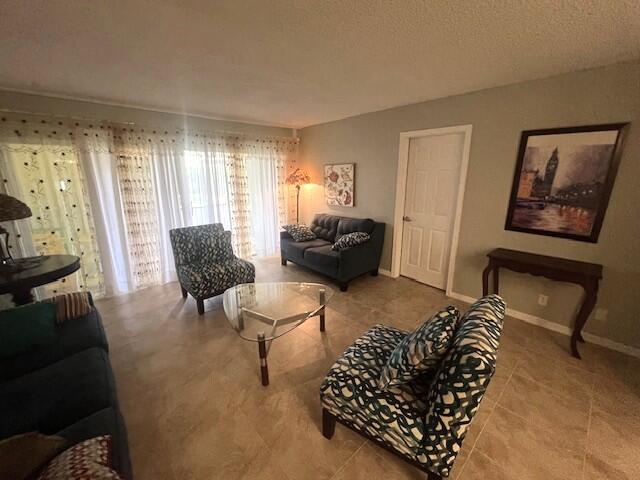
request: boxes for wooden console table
[482,248,602,359]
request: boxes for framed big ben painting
[505,123,629,243]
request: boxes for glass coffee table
[223,282,334,386]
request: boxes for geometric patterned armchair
[320,295,506,479]
[169,223,255,315]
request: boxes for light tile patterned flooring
[96,256,640,479]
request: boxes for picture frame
[505,123,629,243]
[324,163,355,207]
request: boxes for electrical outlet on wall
[595,308,608,321]
[537,294,548,307]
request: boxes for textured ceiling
[0,0,638,128]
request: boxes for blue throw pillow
[378,306,460,389]
[0,302,58,359]
[331,232,370,251]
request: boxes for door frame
[391,124,473,295]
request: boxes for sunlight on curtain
[0,144,104,297]
[184,150,231,228]
[245,153,287,256]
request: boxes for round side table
[0,254,81,305]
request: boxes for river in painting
[512,203,595,235]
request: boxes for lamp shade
[0,194,32,222]
[285,168,311,186]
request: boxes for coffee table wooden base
[258,333,269,386]
[253,309,327,387]
[223,283,334,387]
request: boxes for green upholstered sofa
[0,295,132,479]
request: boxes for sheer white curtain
[77,131,133,296]
[245,146,288,257]
[0,112,297,298]
[150,142,189,284]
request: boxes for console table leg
[482,264,492,296]
[492,267,500,295]
[571,281,599,359]
[257,333,269,386]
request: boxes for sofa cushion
[419,295,506,478]
[282,224,317,242]
[0,348,118,439]
[310,214,340,242]
[331,232,370,251]
[177,258,255,299]
[320,324,434,462]
[379,306,460,389]
[0,302,58,359]
[336,217,375,240]
[281,238,331,263]
[57,408,131,480]
[304,245,339,274]
[0,308,108,382]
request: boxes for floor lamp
[285,168,311,224]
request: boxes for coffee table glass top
[223,282,334,341]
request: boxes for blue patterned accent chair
[169,224,255,315]
[320,295,506,479]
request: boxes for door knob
[403,216,413,222]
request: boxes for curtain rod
[0,107,299,142]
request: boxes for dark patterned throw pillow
[331,232,370,251]
[282,224,317,242]
[378,306,460,389]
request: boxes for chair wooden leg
[322,408,336,439]
[180,285,188,298]
[281,258,287,266]
[339,282,348,292]
[196,299,205,315]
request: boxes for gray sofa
[280,213,385,291]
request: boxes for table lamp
[0,193,32,267]
[285,168,311,224]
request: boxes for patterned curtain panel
[0,144,105,297]
[115,154,161,288]
[225,153,252,259]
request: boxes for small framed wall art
[324,163,355,207]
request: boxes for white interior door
[400,133,464,289]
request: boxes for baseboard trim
[448,291,640,359]
[378,268,392,277]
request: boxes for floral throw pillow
[282,224,317,242]
[378,306,460,389]
[37,435,121,480]
[331,232,370,251]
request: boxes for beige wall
[299,61,640,348]
[0,90,293,138]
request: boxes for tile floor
[96,256,640,479]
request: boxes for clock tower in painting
[533,147,559,198]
